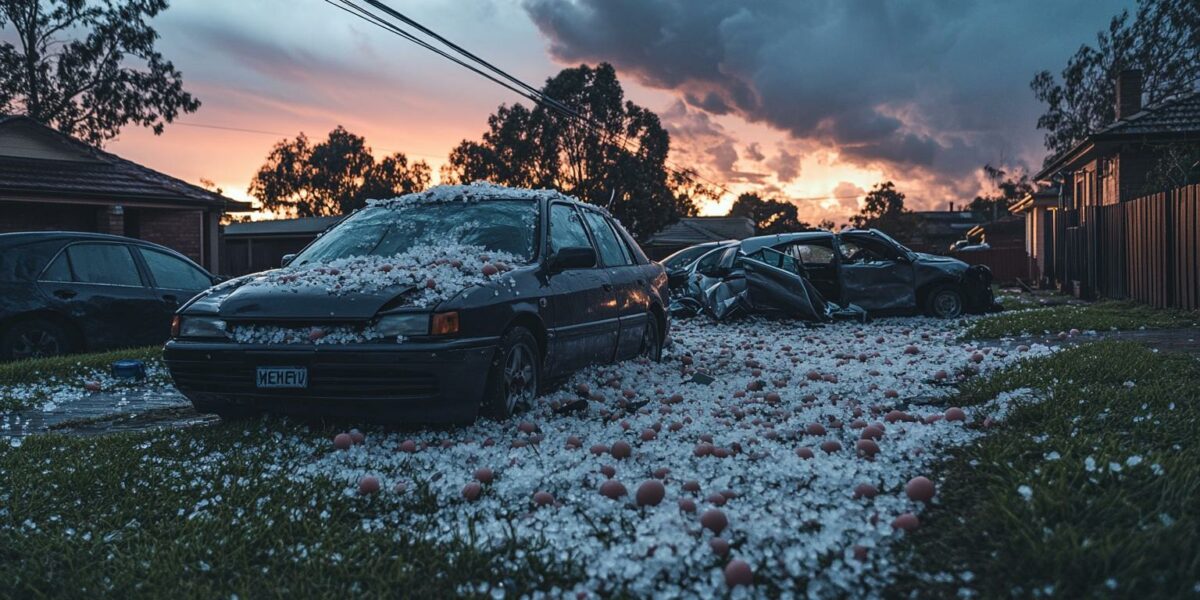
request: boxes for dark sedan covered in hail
[164,184,669,423]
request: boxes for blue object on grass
[111,359,147,380]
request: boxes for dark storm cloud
[524,0,1131,183]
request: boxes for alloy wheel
[934,292,963,318]
[503,342,537,412]
[13,330,61,360]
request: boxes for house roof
[644,216,756,246]
[1010,187,1059,213]
[0,115,251,211]
[1035,91,1200,181]
[224,215,345,237]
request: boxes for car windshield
[291,200,539,266]
[661,245,715,270]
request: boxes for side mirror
[281,253,297,267]
[546,246,596,271]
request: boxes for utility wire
[327,0,738,200]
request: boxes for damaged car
[164,183,669,424]
[671,228,996,321]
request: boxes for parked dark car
[0,232,220,360]
[674,228,996,319]
[163,185,669,424]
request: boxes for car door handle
[636,279,644,286]
[162,294,178,305]
[602,283,614,291]
[52,289,76,299]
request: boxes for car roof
[0,231,208,269]
[367,183,608,216]
[739,230,835,255]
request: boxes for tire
[925,285,964,319]
[638,313,663,362]
[480,326,541,420]
[0,318,73,361]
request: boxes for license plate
[256,367,307,388]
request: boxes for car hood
[913,252,968,268]
[210,274,417,320]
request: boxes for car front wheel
[481,326,540,420]
[925,285,964,319]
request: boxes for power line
[326,0,737,199]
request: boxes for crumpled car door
[837,235,917,311]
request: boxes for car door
[36,242,163,349]
[836,233,917,311]
[542,202,619,376]
[135,246,217,340]
[580,209,647,360]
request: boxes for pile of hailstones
[307,318,1051,596]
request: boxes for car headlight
[375,313,430,337]
[174,316,229,339]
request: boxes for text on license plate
[256,367,307,388]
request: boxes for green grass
[893,342,1200,597]
[0,346,167,412]
[964,301,1199,339]
[0,346,162,386]
[0,421,578,598]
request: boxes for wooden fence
[953,248,1027,284]
[1061,184,1200,310]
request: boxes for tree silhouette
[0,0,200,145]
[249,126,430,217]
[1030,0,1199,157]
[444,63,704,239]
[969,164,1034,221]
[728,192,809,234]
[850,181,913,237]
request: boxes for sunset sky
[103,0,1133,223]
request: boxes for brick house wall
[0,201,97,233]
[134,208,205,264]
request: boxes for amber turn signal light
[431,311,460,335]
[170,315,181,338]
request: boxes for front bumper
[164,336,499,424]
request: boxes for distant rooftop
[0,114,250,211]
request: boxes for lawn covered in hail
[0,317,1053,597]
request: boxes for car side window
[141,248,212,290]
[66,243,143,286]
[694,248,725,275]
[750,247,800,273]
[39,251,73,282]
[785,243,836,265]
[548,203,593,255]
[582,211,631,267]
[841,238,895,263]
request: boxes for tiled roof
[0,115,250,210]
[224,215,345,237]
[645,216,756,245]
[1036,91,1200,180]
[1094,91,1200,137]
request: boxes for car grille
[167,355,439,401]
